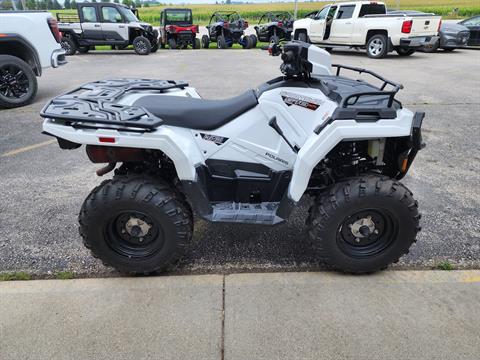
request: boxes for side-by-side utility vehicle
[255,12,294,44]
[58,2,158,55]
[41,41,424,275]
[202,11,252,49]
[159,8,200,49]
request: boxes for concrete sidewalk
[1,271,479,360]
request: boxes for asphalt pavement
[0,47,479,276]
[1,270,479,360]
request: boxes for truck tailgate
[410,16,442,36]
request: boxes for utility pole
[294,0,298,20]
[396,0,400,10]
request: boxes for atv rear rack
[40,79,189,131]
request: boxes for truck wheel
[201,35,210,49]
[269,35,280,44]
[297,32,308,43]
[133,36,152,55]
[78,46,90,54]
[79,175,193,274]
[217,35,227,49]
[366,34,388,59]
[396,48,416,56]
[249,34,258,48]
[151,43,159,53]
[0,55,38,109]
[306,175,420,274]
[60,37,77,56]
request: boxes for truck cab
[293,1,441,58]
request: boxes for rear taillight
[195,25,199,33]
[168,25,177,33]
[48,18,62,43]
[86,145,143,163]
[277,22,283,27]
[437,19,442,33]
[401,20,413,34]
[244,21,249,28]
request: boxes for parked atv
[202,11,252,49]
[254,12,294,44]
[159,8,200,49]
[42,41,424,275]
[58,2,158,56]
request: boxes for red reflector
[401,20,413,34]
[47,18,62,43]
[99,137,115,143]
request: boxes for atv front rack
[331,64,403,108]
[40,79,189,131]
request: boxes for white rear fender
[43,120,203,181]
[288,108,414,202]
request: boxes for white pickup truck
[0,10,66,108]
[293,1,441,58]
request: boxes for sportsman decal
[280,91,323,111]
[200,133,228,146]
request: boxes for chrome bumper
[51,48,67,68]
[400,36,440,48]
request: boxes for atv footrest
[210,202,283,225]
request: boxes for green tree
[52,0,60,9]
[46,0,52,9]
[26,0,36,9]
[70,0,76,9]
[113,0,119,3]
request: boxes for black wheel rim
[136,40,148,53]
[0,64,30,99]
[61,40,71,53]
[336,208,397,258]
[105,210,165,258]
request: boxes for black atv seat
[133,90,258,130]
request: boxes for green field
[135,1,479,25]
[54,1,479,25]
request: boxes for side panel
[0,13,61,69]
[288,108,414,202]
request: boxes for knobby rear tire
[79,175,193,274]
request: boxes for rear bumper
[51,48,67,68]
[397,112,425,179]
[400,36,439,48]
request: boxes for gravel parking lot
[0,47,479,277]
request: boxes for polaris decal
[280,91,323,111]
[200,133,228,146]
[265,152,289,166]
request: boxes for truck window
[336,5,355,19]
[316,7,330,20]
[82,7,98,23]
[359,4,386,17]
[102,7,123,23]
[327,6,338,20]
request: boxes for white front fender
[288,109,414,202]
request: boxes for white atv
[41,41,424,274]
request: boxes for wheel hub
[350,216,377,239]
[125,217,151,239]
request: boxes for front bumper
[440,32,470,48]
[51,48,67,68]
[400,36,440,48]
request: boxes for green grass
[55,271,75,280]
[0,271,32,281]
[437,261,455,271]
[53,1,479,26]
